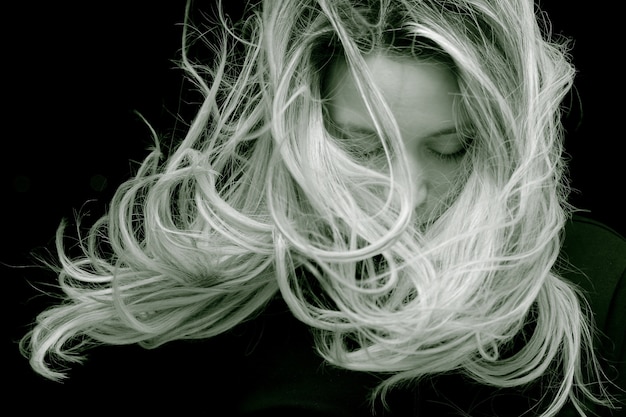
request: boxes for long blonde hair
[21,1,616,415]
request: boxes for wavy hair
[21,0,616,415]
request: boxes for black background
[3,0,623,404]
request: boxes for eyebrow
[337,122,458,139]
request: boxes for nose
[413,177,428,209]
[393,158,428,210]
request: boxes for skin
[324,53,466,220]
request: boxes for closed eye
[425,134,472,163]
[351,135,386,158]
[329,124,387,160]
[427,146,467,162]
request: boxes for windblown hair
[22,0,616,415]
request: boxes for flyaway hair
[21,1,618,416]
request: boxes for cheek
[423,161,462,195]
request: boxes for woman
[20,0,623,415]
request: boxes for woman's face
[325,53,466,221]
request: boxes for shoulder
[559,214,625,404]
[559,214,626,327]
[561,214,626,274]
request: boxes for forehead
[324,53,460,135]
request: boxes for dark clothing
[20,215,625,416]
